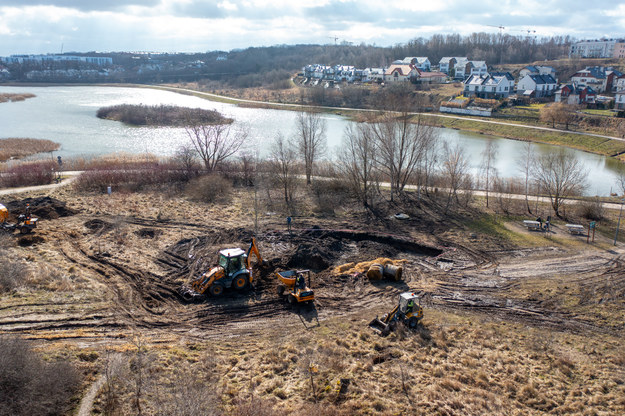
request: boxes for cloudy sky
[0,0,624,55]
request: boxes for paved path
[159,86,625,143]
[0,171,80,196]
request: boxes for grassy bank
[423,115,625,157]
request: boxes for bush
[0,258,28,293]
[185,174,233,204]
[0,336,79,416]
[578,197,604,221]
[73,160,190,192]
[0,160,56,188]
[311,179,351,214]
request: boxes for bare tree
[441,142,470,214]
[295,110,327,185]
[174,145,199,181]
[479,140,498,208]
[532,149,588,218]
[341,122,379,208]
[540,102,577,130]
[185,121,248,172]
[516,141,535,214]
[269,133,298,207]
[370,113,437,201]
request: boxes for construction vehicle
[276,269,315,304]
[369,292,423,336]
[182,238,264,299]
[0,203,38,234]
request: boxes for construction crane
[327,36,339,45]
[486,24,505,36]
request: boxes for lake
[0,85,621,196]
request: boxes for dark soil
[5,197,77,220]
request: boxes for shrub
[0,336,79,416]
[73,160,190,192]
[577,197,604,221]
[185,174,233,204]
[0,258,28,293]
[311,179,351,214]
[0,160,55,188]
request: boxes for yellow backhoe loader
[276,269,314,304]
[181,238,264,300]
[369,292,423,336]
[0,203,38,234]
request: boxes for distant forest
[3,33,574,85]
[192,33,573,87]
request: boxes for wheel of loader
[19,226,29,234]
[277,285,285,295]
[234,275,249,290]
[209,284,224,296]
[408,317,419,329]
[287,294,296,304]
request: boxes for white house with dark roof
[397,57,431,71]
[615,90,625,110]
[362,67,385,83]
[469,61,488,77]
[464,72,514,98]
[517,74,558,98]
[453,58,470,79]
[438,57,456,74]
[519,65,556,79]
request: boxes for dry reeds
[0,160,56,187]
[0,138,60,161]
[0,93,35,103]
[96,104,233,126]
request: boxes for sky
[0,0,624,55]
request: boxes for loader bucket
[368,317,390,335]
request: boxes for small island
[0,93,36,103]
[0,138,60,161]
[96,104,233,126]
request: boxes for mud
[5,196,77,220]
[3,199,623,343]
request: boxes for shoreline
[1,82,624,162]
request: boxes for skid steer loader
[181,238,264,300]
[276,269,314,304]
[369,292,423,336]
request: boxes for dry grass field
[1,182,624,415]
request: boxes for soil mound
[5,197,77,220]
[18,234,45,246]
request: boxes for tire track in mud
[8,213,622,341]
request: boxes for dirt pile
[5,197,77,220]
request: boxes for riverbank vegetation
[0,138,60,161]
[96,104,233,127]
[0,93,35,103]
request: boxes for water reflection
[0,85,621,196]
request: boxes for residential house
[614,74,625,92]
[469,61,488,77]
[438,57,456,74]
[417,70,447,84]
[384,64,419,83]
[516,74,558,98]
[453,58,470,79]
[615,90,625,110]
[333,65,355,82]
[399,57,431,72]
[362,68,385,83]
[463,72,513,98]
[519,65,556,80]
[555,83,597,105]
[570,66,622,93]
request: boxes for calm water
[0,85,621,196]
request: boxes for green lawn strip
[422,115,625,156]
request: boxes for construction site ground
[1,186,624,415]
